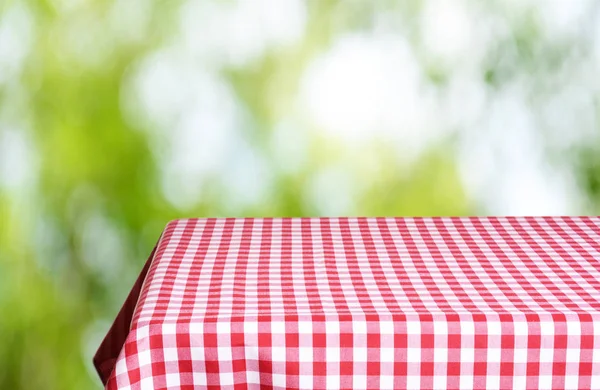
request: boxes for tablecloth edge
[92,239,160,385]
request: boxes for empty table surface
[95,217,600,389]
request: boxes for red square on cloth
[94,217,600,389]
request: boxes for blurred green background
[2,0,600,388]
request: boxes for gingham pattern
[96,217,600,389]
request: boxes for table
[94,217,600,389]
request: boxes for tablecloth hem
[92,243,158,385]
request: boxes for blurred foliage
[1,0,600,389]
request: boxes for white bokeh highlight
[120,0,600,215]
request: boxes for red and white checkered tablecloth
[94,217,600,389]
